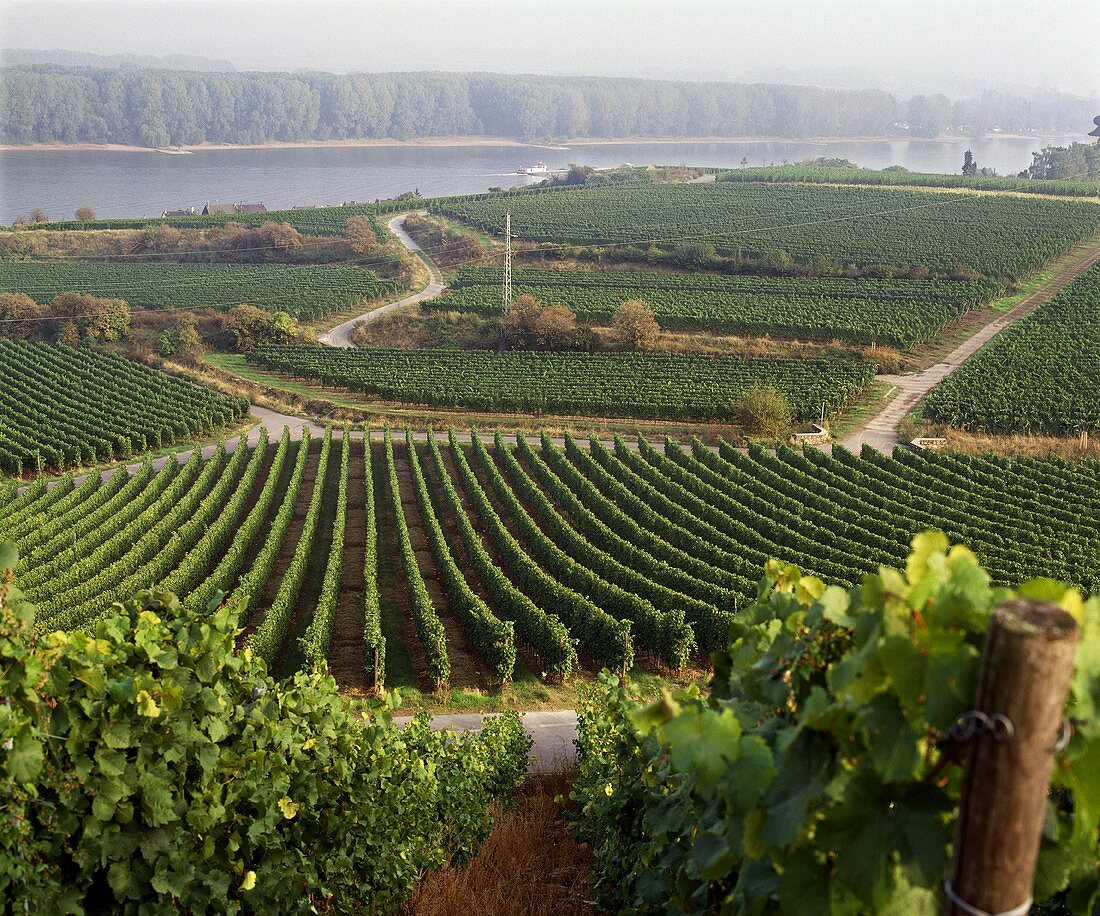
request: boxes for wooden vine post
[944,598,1079,916]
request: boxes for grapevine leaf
[860,695,923,783]
[922,632,979,731]
[777,848,831,916]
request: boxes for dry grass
[938,428,1100,459]
[407,774,593,916]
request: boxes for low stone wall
[791,424,831,447]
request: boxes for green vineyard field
[433,266,1000,346]
[0,341,248,475]
[5,428,1098,690]
[434,181,1100,279]
[244,346,876,421]
[716,165,1100,197]
[923,260,1100,433]
[0,262,400,320]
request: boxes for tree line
[2,65,1093,146]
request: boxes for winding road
[317,213,446,348]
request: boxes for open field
[433,265,1000,346]
[923,260,1100,434]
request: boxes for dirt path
[239,438,320,640]
[327,437,370,693]
[843,238,1100,453]
[393,438,485,690]
[317,213,446,348]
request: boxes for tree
[221,305,299,351]
[28,209,49,224]
[962,150,977,177]
[501,293,577,349]
[532,305,577,349]
[48,293,131,341]
[0,233,45,262]
[74,207,96,221]
[0,293,41,340]
[258,221,302,256]
[176,313,203,356]
[672,241,718,269]
[736,384,793,437]
[609,299,659,351]
[55,321,80,347]
[344,216,379,254]
[142,224,182,253]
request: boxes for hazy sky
[2,0,1098,96]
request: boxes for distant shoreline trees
[1,65,1093,148]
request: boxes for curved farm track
[843,236,1100,452]
[317,213,446,348]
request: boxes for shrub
[568,533,1100,914]
[609,298,659,351]
[502,293,578,350]
[0,544,530,913]
[736,383,794,437]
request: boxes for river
[0,135,1079,224]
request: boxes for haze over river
[0,136,1079,224]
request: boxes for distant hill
[0,48,234,71]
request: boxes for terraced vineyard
[5,427,1098,692]
[0,262,400,320]
[0,341,248,475]
[244,346,876,421]
[434,181,1100,279]
[433,266,1000,346]
[923,260,1100,433]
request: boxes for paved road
[842,239,1100,453]
[396,710,578,775]
[317,213,446,348]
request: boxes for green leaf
[0,541,18,572]
[692,830,736,881]
[102,720,133,749]
[5,732,44,783]
[861,696,923,783]
[777,848,831,916]
[922,633,979,731]
[907,531,949,585]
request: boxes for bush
[609,298,659,351]
[568,533,1100,914]
[0,544,531,913]
[736,383,793,437]
[502,293,578,350]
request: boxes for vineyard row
[3,428,1098,691]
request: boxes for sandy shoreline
[0,132,1071,155]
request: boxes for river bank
[0,131,1072,155]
